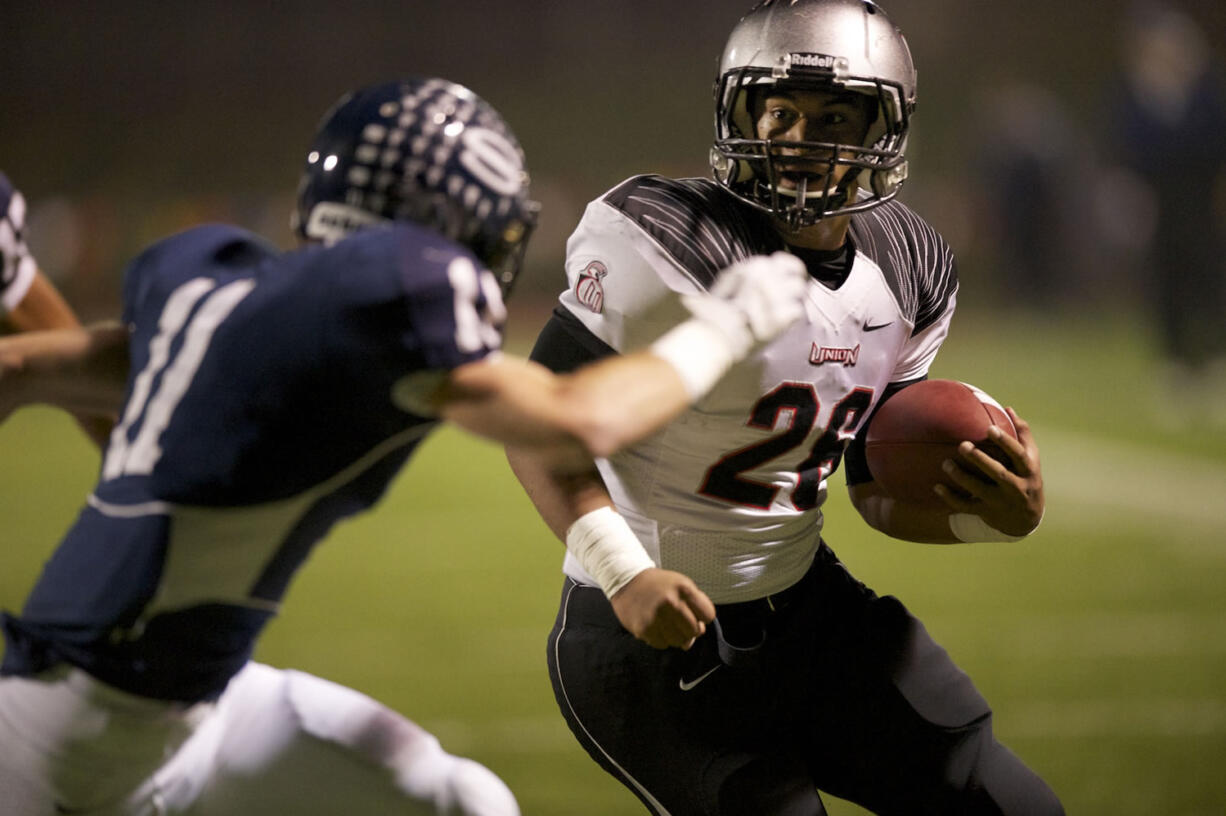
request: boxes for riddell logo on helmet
[789,53,836,70]
[305,202,386,244]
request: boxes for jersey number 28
[699,383,873,511]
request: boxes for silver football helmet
[711,0,917,228]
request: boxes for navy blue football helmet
[292,78,539,295]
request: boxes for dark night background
[3,0,1223,316]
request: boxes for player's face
[751,88,874,195]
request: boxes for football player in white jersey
[0,78,808,816]
[507,1,1062,814]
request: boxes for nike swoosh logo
[862,320,892,332]
[678,665,720,691]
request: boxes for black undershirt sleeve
[527,306,617,374]
[843,376,927,486]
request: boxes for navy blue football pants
[546,542,1064,816]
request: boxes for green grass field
[2,306,1224,814]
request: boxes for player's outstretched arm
[2,174,117,446]
[0,322,130,426]
[5,276,118,448]
[849,407,1045,543]
[436,351,691,473]
[497,252,807,650]
[5,271,81,333]
[437,251,807,469]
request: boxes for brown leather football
[865,380,1017,504]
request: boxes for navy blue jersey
[2,221,505,701]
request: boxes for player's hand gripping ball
[865,380,1018,505]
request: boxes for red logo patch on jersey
[575,260,608,314]
[810,342,860,367]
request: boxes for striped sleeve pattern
[601,175,782,291]
[850,199,958,335]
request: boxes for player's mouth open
[777,170,823,188]
[773,170,839,201]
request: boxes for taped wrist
[649,316,740,400]
[948,512,1035,543]
[565,506,656,598]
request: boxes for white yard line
[427,699,1226,751]
[1039,428,1226,529]
[1004,698,1226,738]
[955,611,1226,658]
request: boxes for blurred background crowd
[4,0,1225,417]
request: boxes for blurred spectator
[1104,2,1226,426]
[972,82,1093,310]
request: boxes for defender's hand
[609,567,716,650]
[935,407,1045,538]
[681,251,808,357]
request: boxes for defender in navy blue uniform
[0,78,810,815]
[508,3,1063,814]
[5,219,509,702]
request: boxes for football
[864,379,1017,503]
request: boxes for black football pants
[546,542,1064,816]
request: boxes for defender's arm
[0,322,130,425]
[492,250,813,650]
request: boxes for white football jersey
[556,176,958,603]
[0,174,37,315]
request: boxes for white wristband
[948,512,1032,543]
[648,317,739,400]
[565,506,656,598]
